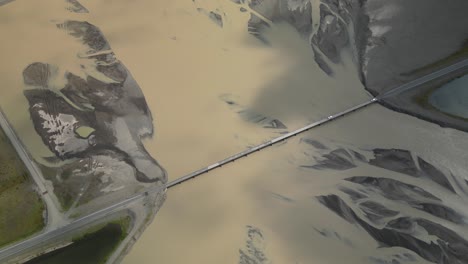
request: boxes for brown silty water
[124,102,468,263]
[81,0,370,180]
[7,0,467,264]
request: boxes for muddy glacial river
[81,0,370,180]
[1,0,468,263]
[123,102,468,263]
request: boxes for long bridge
[166,98,376,188]
[0,58,467,262]
[167,58,468,188]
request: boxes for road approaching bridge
[167,58,468,189]
[377,59,468,99]
[166,99,376,188]
[0,109,65,229]
[0,58,466,263]
[0,186,164,262]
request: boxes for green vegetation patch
[40,162,109,212]
[412,87,438,109]
[50,178,75,212]
[74,126,95,139]
[25,217,132,264]
[39,164,78,211]
[0,184,45,247]
[39,162,100,212]
[0,128,45,247]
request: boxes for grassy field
[25,217,132,264]
[39,164,74,211]
[0,128,45,247]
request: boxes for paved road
[0,58,466,262]
[0,109,66,229]
[166,99,376,188]
[0,185,164,262]
[378,58,468,99]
